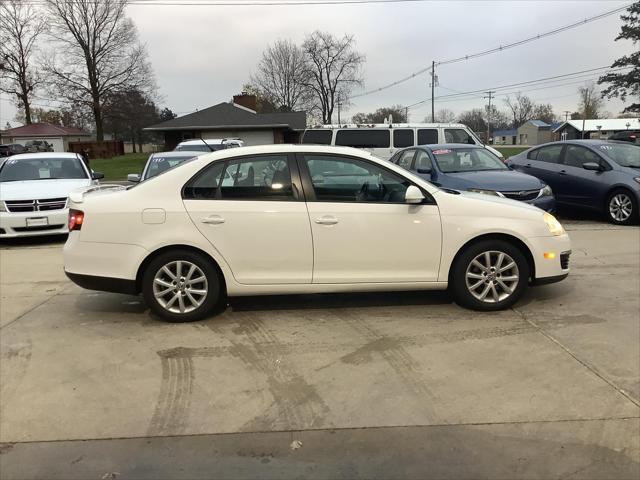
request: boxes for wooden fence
[68,140,124,159]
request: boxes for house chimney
[233,92,257,112]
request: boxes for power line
[24,0,442,6]
[405,66,624,109]
[350,2,631,99]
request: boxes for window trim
[181,152,305,202]
[294,152,436,205]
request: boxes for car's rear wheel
[606,189,637,225]
[451,240,530,311]
[142,249,223,322]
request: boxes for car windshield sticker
[432,149,452,155]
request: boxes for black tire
[142,249,224,322]
[606,189,638,226]
[450,239,530,311]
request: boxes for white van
[301,123,504,160]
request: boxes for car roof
[5,152,80,161]
[310,123,469,129]
[412,143,483,150]
[149,151,208,159]
[177,138,241,146]
[532,139,635,148]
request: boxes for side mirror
[582,162,602,171]
[417,168,432,175]
[92,171,104,180]
[405,185,425,204]
[127,173,141,183]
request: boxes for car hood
[0,179,92,201]
[436,169,545,191]
[451,189,543,213]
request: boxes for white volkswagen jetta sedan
[63,145,570,321]
[0,152,102,238]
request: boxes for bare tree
[44,0,155,140]
[301,31,364,124]
[250,39,311,112]
[433,108,456,123]
[577,82,604,119]
[504,93,534,128]
[352,105,407,124]
[0,0,47,124]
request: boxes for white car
[0,153,102,238]
[174,138,244,153]
[63,145,570,322]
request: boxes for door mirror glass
[405,185,425,204]
[582,162,602,171]
[92,171,104,180]
[127,173,141,183]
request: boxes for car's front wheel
[606,189,637,225]
[451,240,530,311]
[142,249,224,322]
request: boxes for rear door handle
[315,215,338,225]
[202,214,225,225]
[559,170,567,175]
[524,163,532,168]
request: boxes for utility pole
[337,97,342,125]
[405,106,409,123]
[483,91,495,144]
[430,61,436,122]
[563,110,571,122]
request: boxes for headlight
[540,185,553,197]
[543,212,565,236]
[634,177,640,185]
[468,188,504,197]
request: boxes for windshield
[432,148,507,173]
[0,157,88,182]
[598,143,640,168]
[175,144,224,153]
[144,154,198,180]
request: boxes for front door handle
[202,215,225,225]
[315,215,338,225]
[559,170,567,175]
[524,163,532,168]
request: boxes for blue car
[508,140,640,225]
[390,144,555,212]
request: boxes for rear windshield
[0,157,88,181]
[302,130,333,145]
[144,154,198,180]
[598,143,640,168]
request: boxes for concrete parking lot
[1,219,639,479]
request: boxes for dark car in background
[0,144,26,157]
[507,140,640,225]
[609,130,639,144]
[391,144,555,212]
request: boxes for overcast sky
[0,0,635,127]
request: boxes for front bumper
[529,233,571,284]
[0,209,69,238]
[527,195,556,213]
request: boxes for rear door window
[397,150,416,169]
[417,129,438,145]
[393,129,414,148]
[335,130,390,148]
[302,129,333,145]
[536,145,564,164]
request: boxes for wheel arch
[135,244,228,295]
[448,233,536,283]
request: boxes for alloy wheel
[609,193,633,223]
[153,260,208,314]
[465,251,520,304]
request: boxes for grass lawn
[90,153,148,181]
[494,146,529,159]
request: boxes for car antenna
[199,138,214,152]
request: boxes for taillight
[69,209,84,231]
